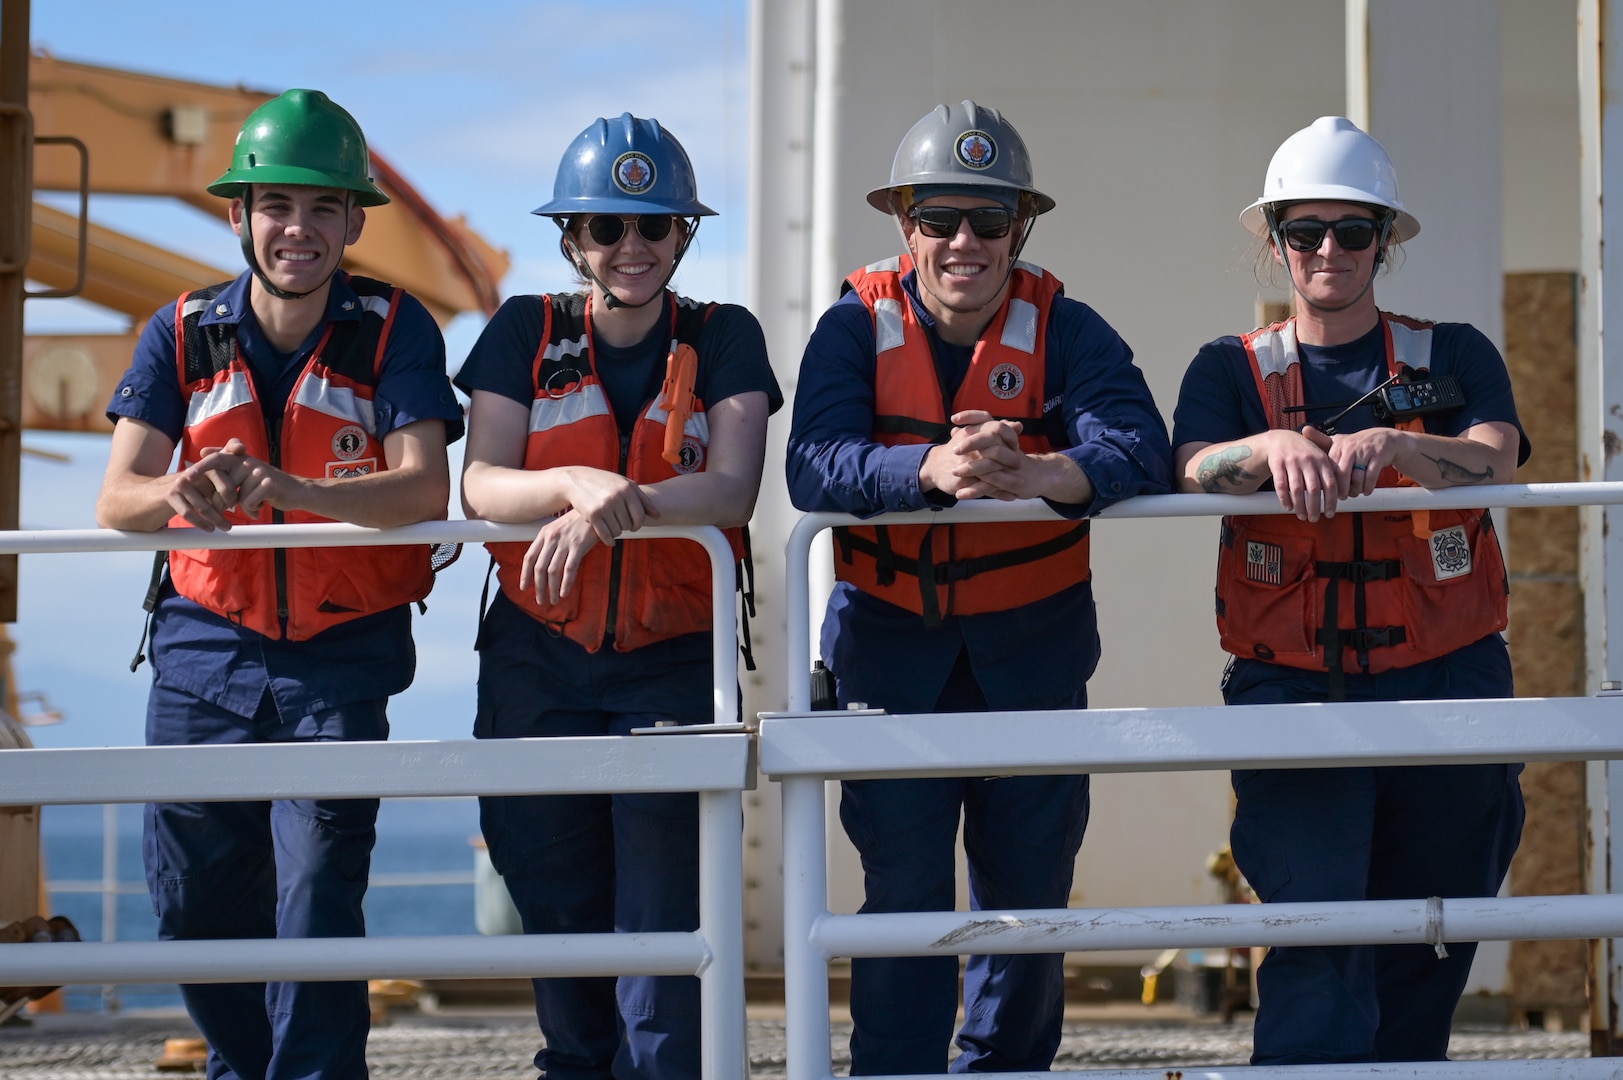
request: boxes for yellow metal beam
[27,52,507,324]
[30,199,229,321]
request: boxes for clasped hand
[164,438,307,531]
[921,410,1036,501]
[1268,425,1408,521]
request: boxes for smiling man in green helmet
[95,90,463,1080]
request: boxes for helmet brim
[865,183,1055,216]
[208,164,390,207]
[1240,191,1419,243]
[532,196,717,218]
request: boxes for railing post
[782,774,831,1080]
[698,788,746,1080]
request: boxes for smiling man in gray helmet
[786,100,1172,1074]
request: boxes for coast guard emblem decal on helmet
[988,363,1024,399]
[613,152,657,195]
[955,131,997,170]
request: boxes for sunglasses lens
[1281,220,1328,252]
[636,215,674,242]
[1333,219,1377,251]
[586,216,627,245]
[912,208,960,238]
[966,209,1013,239]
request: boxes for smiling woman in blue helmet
[1171,117,1529,1065]
[455,114,781,1080]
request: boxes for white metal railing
[0,521,751,1080]
[763,482,1623,1080]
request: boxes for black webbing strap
[128,551,169,672]
[873,415,953,442]
[735,527,757,672]
[873,413,1047,443]
[832,521,1090,628]
[1320,574,1345,701]
[1313,516,1407,699]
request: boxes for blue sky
[16,0,752,749]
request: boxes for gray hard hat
[866,100,1055,216]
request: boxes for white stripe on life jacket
[864,256,903,275]
[644,400,711,445]
[1388,320,1433,372]
[873,298,907,355]
[542,333,590,364]
[292,374,377,434]
[999,297,1038,354]
[185,369,255,428]
[181,297,212,320]
[530,383,611,434]
[1250,321,1300,381]
[358,293,391,320]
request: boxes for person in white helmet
[1171,116,1527,1063]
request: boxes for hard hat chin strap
[558,218,700,311]
[239,188,350,302]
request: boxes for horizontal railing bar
[0,734,754,804]
[812,894,1623,957]
[0,480,1616,558]
[849,1062,1623,1079]
[789,480,1623,533]
[0,519,709,554]
[47,870,477,894]
[0,930,707,985]
[758,696,1623,778]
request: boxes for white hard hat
[1239,116,1420,242]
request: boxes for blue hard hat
[533,113,716,218]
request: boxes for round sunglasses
[583,214,676,246]
[1279,217,1382,253]
[908,205,1015,240]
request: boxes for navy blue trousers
[838,653,1091,1075]
[145,684,386,1080]
[1224,635,1525,1065]
[475,663,702,1080]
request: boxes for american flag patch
[1246,541,1284,586]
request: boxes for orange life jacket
[485,292,744,653]
[167,275,435,641]
[1215,313,1508,684]
[832,256,1091,625]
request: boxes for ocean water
[39,798,486,1012]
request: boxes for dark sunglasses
[909,205,1015,240]
[1279,216,1382,253]
[584,215,676,246]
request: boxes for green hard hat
[208,89,390,206]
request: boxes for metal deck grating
[0,1014,1593,1078]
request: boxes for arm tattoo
[1196,445,1259,493]
[1420,452,1493,485]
